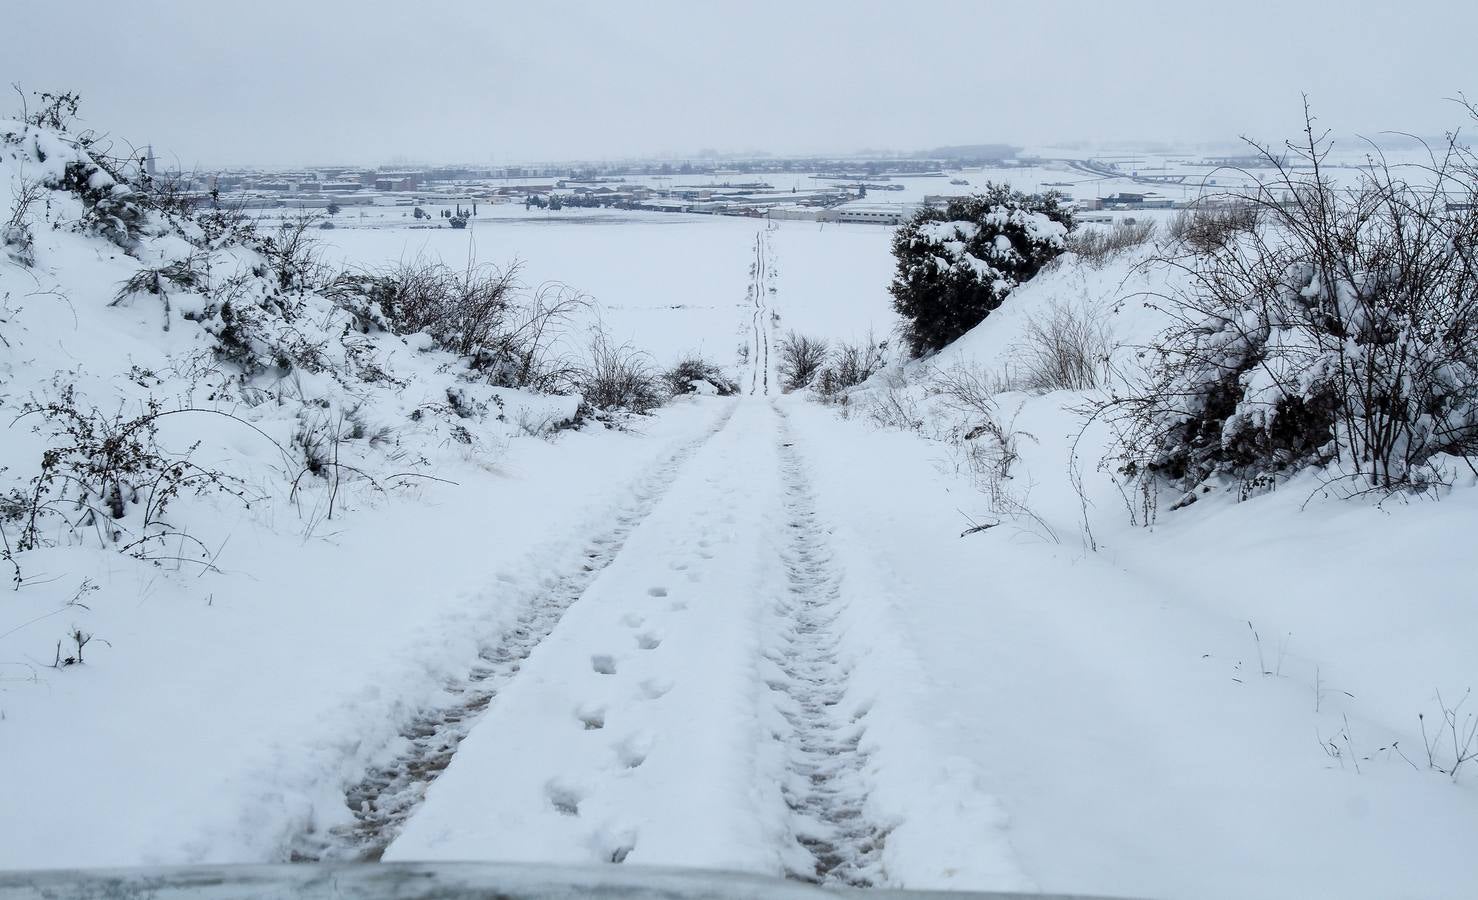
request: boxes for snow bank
[816,239,1478,898]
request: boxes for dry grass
[1065,219,1157,265]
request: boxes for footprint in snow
[646,586,668,598]
[593,825,639,865]
[615,734,653,769]
[545,780,583,817]
[577,705,606,730]
[591,655,617,675]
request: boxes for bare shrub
[257,214,328,292]
[817,332,888,399]
[347,259,587,389]
[929,365,1008,436]
[663,355,739,397]
[1065,218,1156,265]
[778,331,829,392]
[435,263,521,362]
[576,335,661,415]
[4,177,44,267]
[1012,300,1112,393]
[1418,689,1478,780]
[865,370,925,432]
[20,90,82,131]
[138,166,204,219]
[1165,201,1261,254]
[867,386,923,432]
[928,364,1056,542]
[288,409,378,525]
[929,365,1028,487]
[498,281,590,391]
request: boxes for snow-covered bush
[778,331,829,392]
[1114,116,1478,499]
[359,259,518,361]
[9,386,253,556]
[889,185,1073,356]
[0,95,588,573]
[663,355,738,397]
[333,260,588,390]
[2,95,136,252]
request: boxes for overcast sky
[5,0,1474,168]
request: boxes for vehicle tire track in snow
[761,229,772,396]
[749,232,762,396]
[288,404,738,863]
[764,403,888,886]
[749,230,773,397]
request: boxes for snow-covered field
[3,118,1477,900]
[312,211,895,369]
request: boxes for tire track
[765,404,888,886]
[287,404,738,863]
[749,230,773,396]
[760,229,772,396]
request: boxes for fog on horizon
[6,0,1474,168]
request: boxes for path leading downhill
[288,228,1020,890]
[764,404,889,886]
[363,398,911,886]
[748,229,778,396]
[289,407,739,863]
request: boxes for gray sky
[6,0,1474,167]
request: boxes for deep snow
[4,130,1477,900]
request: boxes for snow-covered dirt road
[290,406,740,862]
[279,228,1025,889]
[747,228,778,397]
[368,396,1024,889]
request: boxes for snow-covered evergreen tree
[889,185,1072,355]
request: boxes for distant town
[148,143,1303,228]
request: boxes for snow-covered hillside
[3,110,1477,900]
[826,239,1478,897]
[0,115,683,864]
